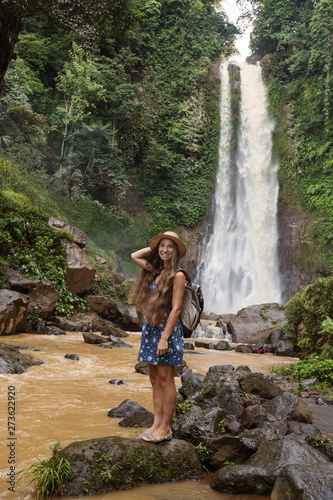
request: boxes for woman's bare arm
[157,271,185,357]
[131,247,152,270]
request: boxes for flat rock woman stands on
[130,231,186,443]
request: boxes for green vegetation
[271,352,333,386]
[0,0,236,266]
[219,418,226,433]
[283,277,333,356]
[195,442,211,462]
[250,0,333,275]
[0,185,86,316]
[174,398,196,420]
[18,442,73,498]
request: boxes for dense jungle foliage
[248,0,333,275]
[247,0,333,371]
[0,0,236,266]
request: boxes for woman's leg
[145,364,164,434]
[142,364,176,441]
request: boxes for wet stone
[64,354,80,360]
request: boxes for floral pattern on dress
[137,281,184,366]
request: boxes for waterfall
[197,62,281,314]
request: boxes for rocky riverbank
[58,361,333,498]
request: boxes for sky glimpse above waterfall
[220,0,252,61]
[197,1,281,315]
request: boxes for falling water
[197,62,281,314]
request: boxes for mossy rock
[61,436,204,496]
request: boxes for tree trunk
[0,5,22,99]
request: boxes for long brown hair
[129,241,180,326]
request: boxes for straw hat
[149,231,186,259]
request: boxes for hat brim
[149,233,186,259]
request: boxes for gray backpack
[177,269,204,336]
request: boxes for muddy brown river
[0,332,298,499]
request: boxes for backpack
[177,268,204,337]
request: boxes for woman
[130,231,186,443]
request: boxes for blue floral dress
[137,282,184,366]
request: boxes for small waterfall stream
[197,62,281,314]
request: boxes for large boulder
[238,373,283,400]
[0,290,28,334]
[271,464,333,500]
[2,268,40,293]
[172,405,225,445]
[28,279,60,318]
[48,217,88,248]
[85,295,109,317]
[0,342,44,374]
[61,436,204,496]
[227,303,285,343]
[267,393,313,423]
[65,243,95,294]
[211,439,330,496]
[179,368,205,399]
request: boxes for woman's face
[158,238,175,264]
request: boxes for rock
[82,332,108,345]
[192,322,227,339]
[109,379,127,385]
[119,410,154,428]
[65,243,95,294]
[172,405,225,445]
[64,354,80,360]
[194,340,215,349]
[300,377,319,388]
[239,373,283,400]
[225,418,241,435]
[211,464,273,496]
[271,463,333,500]
[184,342,194,350]
[240,405,267,429]
[235,365,251,373]
[205,435,256,468]
[275,340,298,357]
[52,316,78,331]
[306,438,333,461]
[0,290,29,334]
[100,320,129,338]
[61,436,204,496]
[39,325,66,335]
[115,304,140,326]
[106,335,133,348]
[48,216,88,248]
[179,369,205,399]
[85,295,109,317]
[135,361,149,375]
[28,279,60,318]
[246,54,262,65]
[211,439,329,496]
[267,393,313,423]
[227,304,285,343]
[108,399,151,418]
[3,268,40,292]
[235,344,253,353]
[72,312,104,332]
[0,342,44,374]
[259,53,274,70]
[215,340,232,350]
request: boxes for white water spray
[197,62,281,314]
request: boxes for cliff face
[277,201,316,302]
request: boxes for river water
[0,331,298,499]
